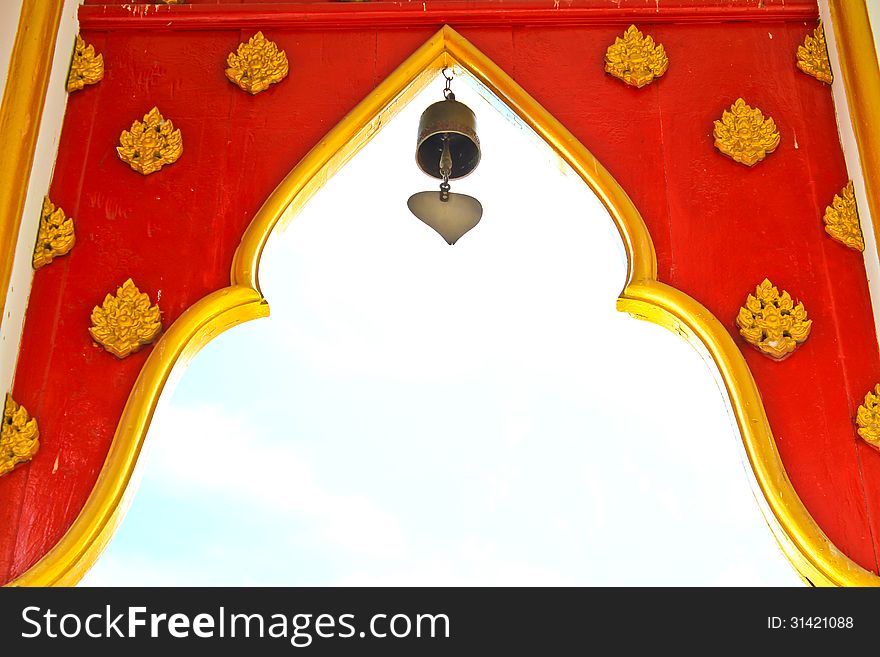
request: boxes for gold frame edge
[827,1,880,268]
[0,0,65,336]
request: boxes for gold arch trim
[9,26,877,586]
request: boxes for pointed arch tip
[231,22,657,293]
[10,26,876,587]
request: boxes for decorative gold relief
[89,279,162,359]
[797,22,833,85]
[32,196,75,269]
[225,31,289,95]
[67,34,103,93]
[713,99,780,166]
[823,181,863,251]
[604,24,668,88]
[116,107,183,175]
[857,385,880,451]
[1,394,39,478]
[736,279,811,360]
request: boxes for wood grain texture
[5,1,880,582]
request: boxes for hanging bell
[414,96,481,181]
[407,74,484,245]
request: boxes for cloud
[143,403,409,560]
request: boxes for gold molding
[604,24,669,88]
[857,384,880,451]
[0,0,65,349]
[1,394,39,478]
[823,181,864,251]
[225,31,289,95]
[8,26,878,587]
[32,196,75,269]
[713,98,780,166]
[67,34,103,93]
[116,107,183,176]
[736,279,812,360]
[827,1,880,269]
[89,279,162,359]
[797,21,833,85]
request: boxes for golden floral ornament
[89,279,162,359]
[225,31,289,95]
[857,385,880,451]
[117,107,183,175]
[1,394,39,478]
[32,196,75,269]
[736,279,812,360]
[713,99,780,166]
[604,24,669,88]
[823,181,863,251]
[797,22,833,85]
[67,34,103,93]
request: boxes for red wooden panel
[7,1,880,582]
[77,1,819,31]
[79,0,817,24]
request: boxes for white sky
[81,73,803,586]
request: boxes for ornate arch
[9,25,876,586]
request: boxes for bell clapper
[439,135,452,203]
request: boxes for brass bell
[407,71,483,245]
[415,96,481,180]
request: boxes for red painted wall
[5,0,880,582]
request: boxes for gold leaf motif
[0,394,39,478]
[89,279,162,359]
[797,22,833,85]
[736,279,811,360]
[823,181,863,251]
[67,34,104,93]
[32,196,75,269]
[857,384,880,451]
[604,24,669,88]
[225,31,289,95]
[713,98,781,166]
[117,107,183,175]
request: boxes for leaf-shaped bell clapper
[407,93,483,245]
